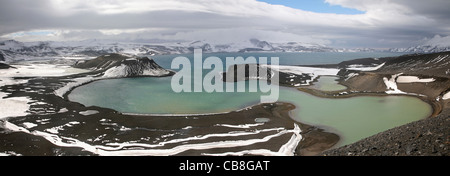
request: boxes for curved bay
[69,76,431,147]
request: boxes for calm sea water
[150,52,409,69]
[309,76,347,91]
[69,52,431,146]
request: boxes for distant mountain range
[387,45,450,53]
[1,39,449,62]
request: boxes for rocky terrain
[321,51,450,156]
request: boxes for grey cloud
[399,0,450,19]
[0,0,449,48]
[0,0,54,34]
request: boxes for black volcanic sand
[0,73,339,156]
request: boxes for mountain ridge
[73,53,175,78]
[1,39,450,63]
[0,39,351,62]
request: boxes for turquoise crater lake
[68,52,432,146]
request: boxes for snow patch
[265,65,340,86]
[67,121,81,126]
[345,72,359,81]
[45,126,64,134]
[3,118,302,156]
[79,110,99,116]
[443,91,450,100]
[125,58,137,61]
[202,149,280,156]
[203,124,302,156]
[383,73,407,94]
[0,64,89,77]
[95,127,289,156]
[58,108,69,113]
[54,76,96,98]
[425,54,449,64]
[102,64,127,78]
[254,118,270,123]
[347,62,385,71]
[0,77,31,119]
[214,123,264,129]
[382,73,432,96]
[396,76,435,83]
[274,123,302,156]
[181,126,192,130]
[22,122,38,129]
[44,121,80,134]
[142,68,170,76]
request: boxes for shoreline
[297,85,440,118]
[62,74,341,155]
[0,67,340,156]
[60,69,440,155]
[1,52,449,156]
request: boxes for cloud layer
[0,0,449,48]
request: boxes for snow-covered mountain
[389,35,450,53]
[74,53,175,78]
[0,39,336,62]
[388,45,450,53]
[3,38,450,63]
[0,39,163,62]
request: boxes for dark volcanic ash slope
[338,51,450,78]
[338,51,450,99]
[74,53,130,70]
[74,53,175,77]
[375,51,450,78]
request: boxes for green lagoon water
[309,76,347,92]
[285,93,431,146]
[69,77,431,146]
[69,52,431,147]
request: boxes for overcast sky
[0,0,449,48]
